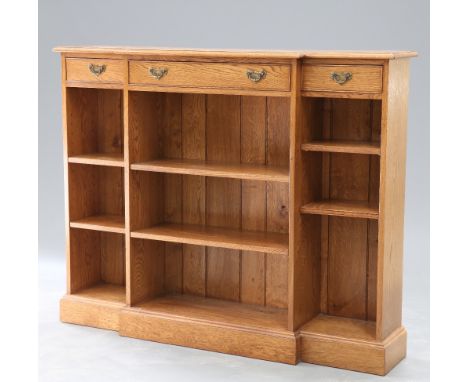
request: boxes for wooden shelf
[131,159,289,183]
[132,294,288,333]
[68,152,124,167]
[70,214,125,233]
[300,200,379,220]
[131,223,289,255]
[73,283,126,305]
[300,314,375,341]
[301,140,380,155]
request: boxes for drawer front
[302,65,383,93]
[129,61,291,92]
[66,58,125,83]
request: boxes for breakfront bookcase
[55,46,416,375]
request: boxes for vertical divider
[288,59,321,331]
[123,58,131,306]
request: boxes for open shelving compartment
[125,91,292,338]
[63,86,127,321]
[66,87,124,167]
[297,97,381,340]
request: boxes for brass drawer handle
[330,71,353,85]
[149,67,168,80]
[88,63,106,76]
[246,69,267,83]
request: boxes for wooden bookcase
[56,47,416,375]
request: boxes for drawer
[302,65,383,93]
[66,58,125,83]
[129,61,291,92]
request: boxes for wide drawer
[302,65,383,93]
[66,58,125,83]
[129,61,291,92]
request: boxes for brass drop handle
[246,69,267,83]
[88,63,106,76]
[330,71,352,85]
[149,67,168,80]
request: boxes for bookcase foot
[300,326,407,375]
[119,307,299,365]
[60,294,123,332]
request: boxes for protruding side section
[376,59,410,340]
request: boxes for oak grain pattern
[68,152,124,167]
[266,97,290,308]
[376,59,410,339]
[66,88,123,157]
[130,159,289,182]
[130,238,165,305]
[206,95,242,301]
[182,94,207,296]
[120,296,296,364]
[302,65,382,93]
[300,200,379,219]
[66,58,125,84]
[161,94,183,294]
[301,140,380,155]
[129,61,291,92]
[241,96,267,305]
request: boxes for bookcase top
[53,46,417,60]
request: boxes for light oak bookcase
[55,46,416,375]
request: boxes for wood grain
[131,159,289,182]
[301,140,380,155]
[129,61,291,92]
[66,58,125,84]
[376,59,410,340]
[241,96,267,305]
[300,200,379,219]
[302,65,382,93]
[68,152,124,167]
[66,88,123,157]
[131,223,288,255]
[70,214,125,234]
[181,94,207,296]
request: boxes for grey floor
[39,255,429,382]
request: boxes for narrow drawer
[129,61,291,92]
[66,58,125,83]
[302,65,383,93]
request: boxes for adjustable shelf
[301,140,381,155]
[131,158,289,183]
[300,200,379,220]
[131,223,289,255]
[68,153,124,167]
[57,46,415,375]
[70,214,125,234]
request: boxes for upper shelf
[68,153,124,167]
[302,141,381,156]
[131,159,289,183]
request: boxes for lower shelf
[60,283,126,331]
[120,294,296,364]
[300,314,375,341]
[73,283,126,305]
[130,294,287,333]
